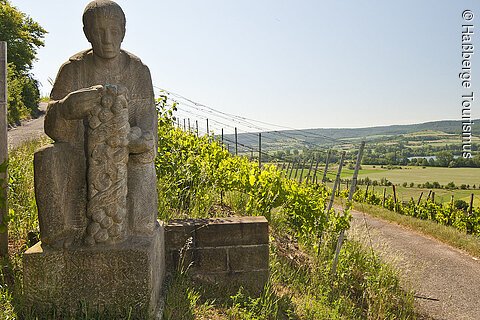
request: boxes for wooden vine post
[258,132,261,169]
[294,159,300,180]
[313,157,320,184]
[288,160,296,179]
[0,42,7,257]
[392,185,397,211]
[298,159,307,183]
[322,150,331,183]
[306,157,314,183]
[332,141,365,275]
[285,162,291,178]
[318,151,345,255]
[235,127,238,156]
[469,193,474,215]
[417,192,423,206]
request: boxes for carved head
[83,0,126,59]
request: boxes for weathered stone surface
[84,85,130,246]
[23,222,165,319]
[24,1,165,318]
[191,270,269,296]
[195,216,269,247]
[228,245,269,271]
[165,216,269,251]
[164,217,270,296]
[164,220,195,250]
[195,248,228,272]
[34,143,87,248]
[36,0,158,248]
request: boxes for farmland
[282,165,480,204]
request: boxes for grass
[353,202,480,259]
[355,165,480,186]
[354,184,480,205]
[1,138,52,320]
[1,138,420,319]
[285,164,480,204]
[279,164,480,187]
[162,213,418,319]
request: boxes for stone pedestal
[165,216,269,296]
[23,222,165,319]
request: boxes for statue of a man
[37,0,158,248]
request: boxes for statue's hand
[60,85,103,120]
[128,127,154,154]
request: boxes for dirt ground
[7,102,47,148]
[345,206,480,320]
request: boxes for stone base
[165,216,269,296]
[23,222,165,319]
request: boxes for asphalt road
[346,206,480,320]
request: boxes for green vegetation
[354,202,480,259]
[235,121,480,168]
[164,228,416,319]
[0,0,47,125]
[0,103,418,319]
[282,164,480,205]
[348,188,480,236]
[0,138,51,320]
[355,165,480,186]
[156,100,416,319]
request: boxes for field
[285,165,480,186]
[355,185,480,205]
[281,164,480,204]
[355,165,480,186]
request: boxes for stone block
[191,270,269,296]
[195,217,268,247]
[23,222,165,319]
[34,143,87,248]
[194,248,228,272]
[164,219,196,250]
[228,245,269,272]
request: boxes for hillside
[224,119,480,152]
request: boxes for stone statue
[24,1,164,317]
[36,0,158,247]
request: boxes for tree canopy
[0,0,46,125]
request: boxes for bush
[454,200,469,211]
[446,182,456,190]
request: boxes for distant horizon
[215,118,480,134]
[293,118,480,131]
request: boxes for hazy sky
[12,0,480,130]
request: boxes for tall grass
[1,138,51,320]
[1,133,418,319]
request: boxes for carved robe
[36,49,158,248]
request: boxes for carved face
[85,15,125,59]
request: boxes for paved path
[345,206,480,320]
[7,102,47,148]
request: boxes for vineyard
[349,188,480,236]
[155,99,417,318]
[1,97,458,319]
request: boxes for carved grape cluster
[84,85,129,246]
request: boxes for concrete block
[23,223,165,319]
[228,245,269,272]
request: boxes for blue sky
[12,0,480,130]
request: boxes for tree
[0,0,46,124]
